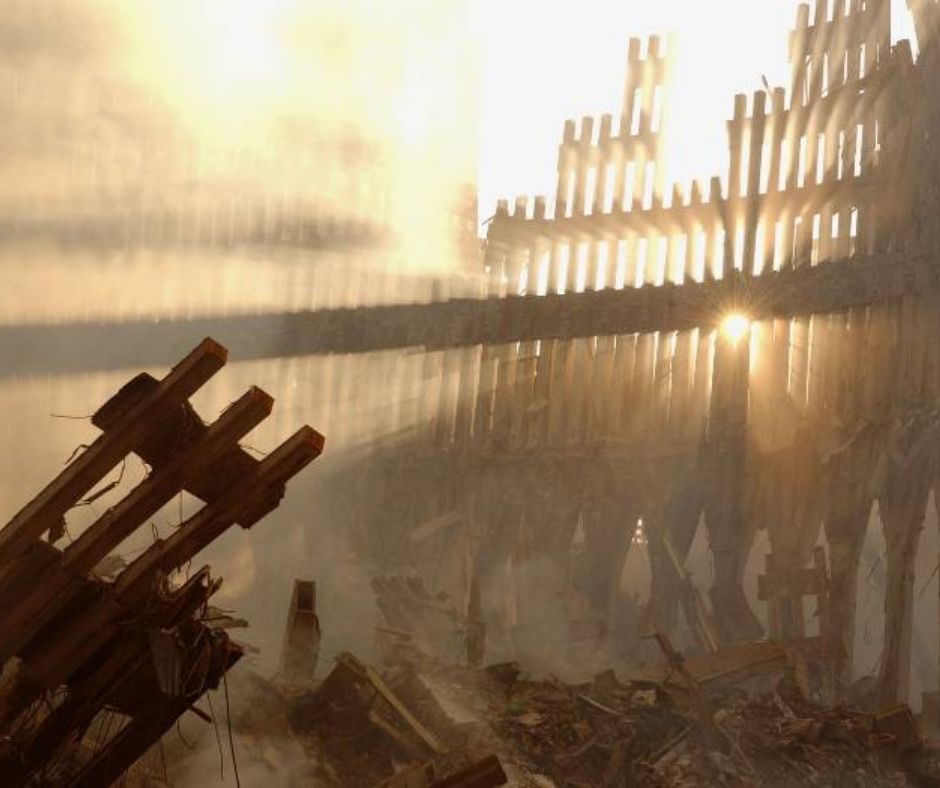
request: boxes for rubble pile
[172,645,940,787]
[426,660,936,787]
[155,574,940,788]
[658,693,904,786]
[224,653,505,787]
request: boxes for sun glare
[721,313,751,343]
[125,0,299,141]
[198,1,289,97]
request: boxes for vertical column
[877,457,933,706]
[666,213,685,285]
[564,337,590,447]
[436,349,461,447]
[689,328,713,439]
[609,142,626,215]
[825,489,873,692]
[610,335,638,440]
[669,330,693,437]
[704,318,763,642]
[595,115,613,216]
[743,91,767,273]
[492,344,518,444]
[712,175,734,280]
[473,346,498,443]
[527,339,554,448]
[510,342,537,450]
[728,94,748,203]
[629,332,657,440]
[453,346,482,444]
[588,336,618,444]
[525,217,547,295]
[547,340,570,447]
[805,315,830,413]
[575,117,594,218]
[652,332,673,431]
[484,208,510,298]
[767,88,787,196]
[622,37,644,134]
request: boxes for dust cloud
[0,2,479,775]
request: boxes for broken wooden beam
[116,426,323,595]
[374,762,437,788]
[91,372,275,527]
[65,640,242,788]
[0,388,275,662]
[0,338,226,560]
[337,653,446,755]
[0,431,321,694]
[647,632,728,753]
[280,579,322,682]
[0,570,220,787]
[64,385,274,574]
[0,337,323,785]
[430,754,508,788]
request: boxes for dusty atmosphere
[2,1,940,786]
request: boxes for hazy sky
[477,0,918,223]
[0,0,919,244]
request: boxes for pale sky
[3,0,918,249]
[477,0,918,225]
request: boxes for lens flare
[722,313,751,343]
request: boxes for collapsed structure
[322,0,940,711]
[0,338,323,785]
[161,572,935,787]
[4,1,940,784]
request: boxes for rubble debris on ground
[372,576,468,663]
[166,641,940,787]
[152,573,940,788]
[0,338,322,786]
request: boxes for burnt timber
[0,338,324,786]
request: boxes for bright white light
[201,5,288,94]
[722,313,751,343]
[478,1,920,235]
[478,1,796,233]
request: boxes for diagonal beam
[115,426,325,597]
[0,338,227,561]
[0,387,273,663]
[11,427,323,692]
[63,386,273,575]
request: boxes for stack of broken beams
[0,339,322,786]
[159,568,940,787]
[168,639,940,788]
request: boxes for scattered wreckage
[151,575,939,788]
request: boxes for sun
[721,313,751,343]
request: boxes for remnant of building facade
[331,0,940,707]
[3,0,940,715]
